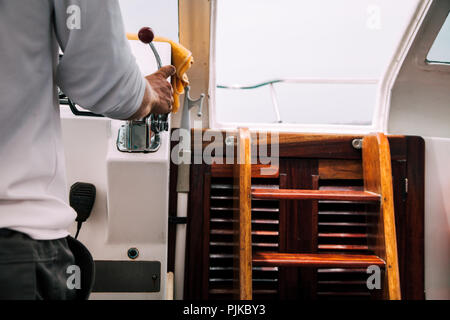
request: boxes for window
[211,0,420,130]
[427,12,450,65]
[119,0,179,40]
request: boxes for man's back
[0,0,146,240]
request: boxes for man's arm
[53,0,173,120]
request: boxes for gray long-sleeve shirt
[0,0,146,239]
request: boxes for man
[0,0,175,299]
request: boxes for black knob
[138,27,155,44]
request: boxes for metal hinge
[403,178,409,201]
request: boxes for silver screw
[352,139,363,150]
[225,136,235,147]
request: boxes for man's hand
[128,65,176,120]
[146,65,176,114]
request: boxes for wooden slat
[212,163,279,178]
[253,253,385,268]
[319,160,363,180]
[318,244,369,251]
[210,242,278,248]
[318,281,367,285]
[318,211,368,216]
[210,218,278,224]
[211,229,278,236]
[363,133,401,300]
[319,222,368,227]
[209,288,277,295]
[317,292,370,297]
[252,189,380,202]
[210,207,279,213]
[319,185,363,191]
[318,268,367,273]
[209,278,277,283]
[233,128,253,300]
[318,233,368,238]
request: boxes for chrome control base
[117,120,161,153]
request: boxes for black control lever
[138,27,169,133]
[115,26,172,153]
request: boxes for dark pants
[0,229,94,300]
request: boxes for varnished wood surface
[253,252,385,267]
[233,128,253,300]
[252,189,380,202]
[318,160,363,180]
[278,160,319,299]
[182,131,424,300]
[318,233,368,238]
[202,173,211,299]
[184,163,209,299]
[191,129,407,160]
[318,244,369,251]
[212,160,360,180]
[212,163,279,178]
[403,136,425,299]
[363,133,401,300]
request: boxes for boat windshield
[212,0,421,129]
[427,12,450,65]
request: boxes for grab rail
[217,78,379,124]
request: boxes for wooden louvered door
[278,158,318,299]
[205,148,393,300]
[207,168,281,299]
[266,160,381,300]
[235,130,400,300]
[316,171,376,299]
[182,131,424,300]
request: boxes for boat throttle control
[117,27,205,153]
[117,27,166,153]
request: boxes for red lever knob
[138,27,155,44]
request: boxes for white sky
[119,0,179,40]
